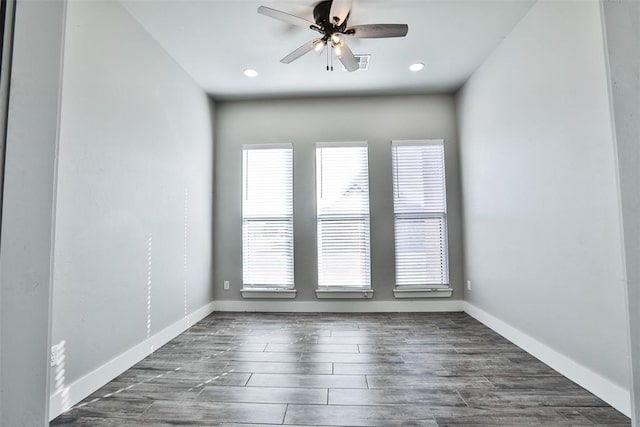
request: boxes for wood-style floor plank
[246,373,367,388]
[51,312,630,426]
[196,385,328,404]
[224,361,333,375]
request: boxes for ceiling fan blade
[329,0,352,26]
[281,39,323,64]
[335,41,359,72]
[344,24,409,38]
[258,6,315,28]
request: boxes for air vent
[342,54,370,71]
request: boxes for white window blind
[392,140,449,287]
[316,143,371,289]
[242,145,294,288]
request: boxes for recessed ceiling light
[409,62,425,72]
[243,68,258,78]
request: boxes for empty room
[0,0,638,426]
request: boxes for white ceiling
[120,0,535,99]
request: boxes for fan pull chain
[326,42,329,71]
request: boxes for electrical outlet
[223,280,230,290]
[466,280,472,291]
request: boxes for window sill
[315,289,374,299]
[393,287,453,298]
[240,288,297,299]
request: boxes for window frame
[314,141,372,293]
[241,143,295,291]
[391,139,451,293]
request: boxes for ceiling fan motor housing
[313,0,349,36]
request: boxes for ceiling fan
[258,0,409,72]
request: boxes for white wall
[49,0,214,416]
[601,0,640,422]
[214,95,463,305]
[457,0,630,414]
[0,1,66,425]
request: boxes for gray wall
[214,95,462,302]
[457,0,630,393]
[50,0,214,392]
[601,0,640,422]
[0,1,66,424]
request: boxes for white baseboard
[463,302,631,417]
[49,301,216,421]
[213,299,463,312]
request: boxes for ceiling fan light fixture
[331,34,341,44]
[409,62,425,72]
[243,68,259,78]
[314,40,326,52]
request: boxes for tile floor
[50,312,631,426]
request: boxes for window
[392,140,449,288]
[316,143,371,289]
[242,144,293,289]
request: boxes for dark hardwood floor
[51,312,631,426]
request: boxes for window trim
[315,288,374,299]
[241,288,297,299]
[392,287,452,299]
